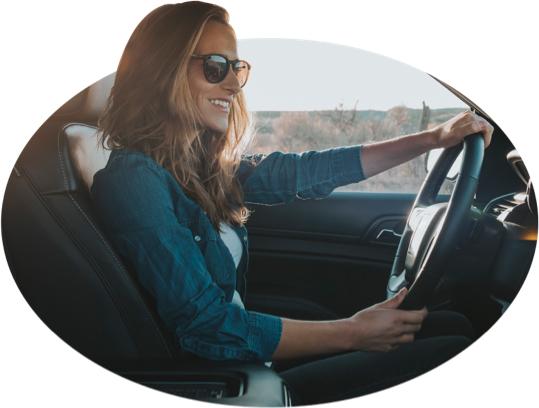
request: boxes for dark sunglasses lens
[204,55,228,83]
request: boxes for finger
[396,308,428,325]
[481,120,493,148]
[376,287,408,309]
[392,333,415,344]
[378,344,397,352]
[468,113,493,148]
[401,323,422,333]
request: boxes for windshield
[239,39,468,193]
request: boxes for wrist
[423,128,441,150]
[419,128,440,150]
[337,318,356,352]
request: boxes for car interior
[2,72,537,406]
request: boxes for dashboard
[480,150,536,309]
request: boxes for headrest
[82,73,115,123]
[64,123,111,191]
[54,73,115,124]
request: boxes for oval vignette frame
[1,2,539,408]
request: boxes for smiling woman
[3,1,535,408]
[188,21,246,133]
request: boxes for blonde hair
[99,2,251,229]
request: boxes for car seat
[2,77,185,368]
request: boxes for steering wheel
[386,133,485,310]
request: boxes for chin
[205,120,229,135]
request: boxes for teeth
[209,99,230,109]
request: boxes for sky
[239,38,467,111]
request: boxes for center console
[118,361,292,406]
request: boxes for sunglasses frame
[192,53,251,88]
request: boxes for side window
[240,39,467,193]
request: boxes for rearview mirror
[425,148,463,180]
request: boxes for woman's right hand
[344,288,427,352]
[273,287,427,360]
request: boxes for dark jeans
[276,311,474,405]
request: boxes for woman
[92,1,493,404]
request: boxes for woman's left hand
[432,110,494,149]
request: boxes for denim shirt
[91,146,365,362]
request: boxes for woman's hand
[360,110,494,179]
[273,288,427,360]
[431,110,493,149]
[344,288,427,352]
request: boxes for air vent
[484,193,525,219]
[507,150,529,185]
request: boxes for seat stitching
[66,175,173,358]
[14,165,143,356]
[57,125,70,191]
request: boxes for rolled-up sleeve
[91,153,282,361]
[240,145,365,205]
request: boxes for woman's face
[188,21,241,134]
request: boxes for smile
[209,99,230,112]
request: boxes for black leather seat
[2,119,184,367]
[1,75,293,405]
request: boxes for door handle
[375,229,402,244]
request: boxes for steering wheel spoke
[407,206,426,231]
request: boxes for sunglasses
[192,54,251,88]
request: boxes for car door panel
[244,192,415,318]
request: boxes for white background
[1,1,537,407]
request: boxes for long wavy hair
[98,1,251,229]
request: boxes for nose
[221,66,241,95]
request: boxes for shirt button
[194,235,202,242]
[243,236,248,242]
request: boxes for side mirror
[425,147,463,180]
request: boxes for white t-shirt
[220,223,272,367]
[219,222,244,308]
